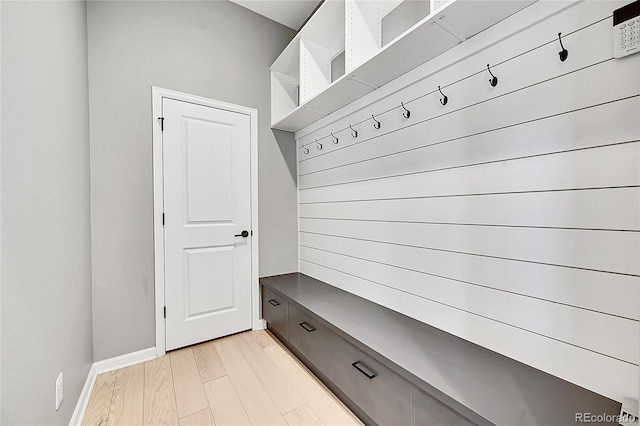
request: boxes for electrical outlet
[55,372,63,411]
[619,398,639,426]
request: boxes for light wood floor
[83,330,362,426]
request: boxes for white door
[163,98,252,351]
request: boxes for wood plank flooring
[83,330,362,426]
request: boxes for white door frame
[152,86,260,357]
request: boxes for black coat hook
[487,64,498,87]
[438,86,448,106]
[331,132,339,144]
[315,139,322,150]
[557,32,568,62]
[302,145,309,154]
[371,114,381,130]
[401,102,410,119]
[349,124,358,138]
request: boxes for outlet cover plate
[55,372,63,411]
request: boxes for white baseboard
[69,347,156,425]
[68,364,96,426]
[253,319,267,330]
[93,347,157,375]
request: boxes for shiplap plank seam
[300,218,640,233]
[300,258,639,366]
[300,137,640,190]
[300,185,640,204]
[300,230,640,278]
[299,243,638,321]
[300,246,638,363]
[299,231,639,320]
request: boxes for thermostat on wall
[614,1,640,58]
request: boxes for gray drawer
[262,286,288,340]
[332,335,411,426]
[289,305,332,378]
[413,386,477,426]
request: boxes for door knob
[234,230,249,238]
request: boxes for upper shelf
[271,0,537,132]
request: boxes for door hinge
[163,306,166,318]
[162,213,165,226]
[158,117,164,131]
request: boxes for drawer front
[289,305,332,378]
[332,335,412,426]
[413,386,477,426]
[262,286,289,340]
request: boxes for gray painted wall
[1,1,93,424]
[87,1,298,361]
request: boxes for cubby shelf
[270,0,536,132]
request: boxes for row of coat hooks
[299,32,569,155]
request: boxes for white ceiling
[229,0,322,30]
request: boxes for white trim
[0,0,3,419]
[296,134,301,273]
[249,101,262,331]
[68,365,97,426]
[69,347,156,425]
[152,87,166,357]
[93,347,157,375]
[151,87,260,356]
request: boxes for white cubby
[433,0,538,40]
[271,70,299,125]
[331,51,346,83]
[381,0,432,46]
[431,0,450,14]
[270,0,349,129]
[271,0,537,131]
[300,39,331,105]
[346,0,432,72]
[299,0,345,104]
[270,30,300,125]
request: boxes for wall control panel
[614,1,640,58]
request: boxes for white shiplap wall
[295,0,639,403]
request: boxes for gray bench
[261,273,619,426]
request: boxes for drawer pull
[352,361,377,380]
[268,299,280,307]
[299,322,316,333]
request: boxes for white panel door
[163,98,252,351]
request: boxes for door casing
[152,86,260,356]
